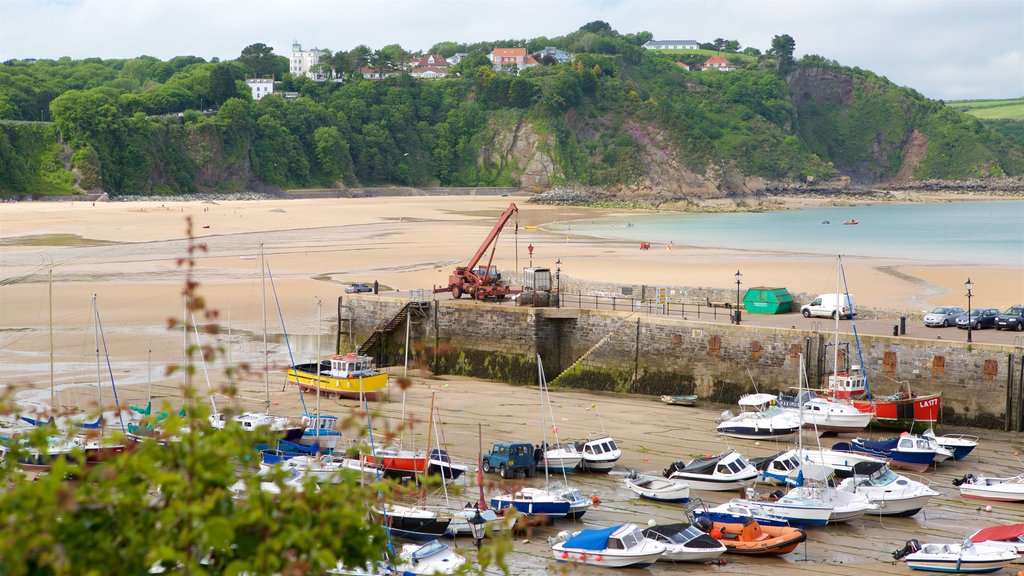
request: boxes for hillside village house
[245,78,274,100]
[489,48,538,74]
[675,61,690,71]
[290,41,327,80]
[447,53,469,65]
[643,39,700,50]
[409,54,449,78]
[535,46,573,64]
[701,55,735,71]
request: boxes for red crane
[435,202,518,300]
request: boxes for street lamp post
[555,259,561,309]
[965,277,973,343]
[528,243,534,268]
[467,508,486,550]
[734,270,742,325]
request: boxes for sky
[1,0,1022,101]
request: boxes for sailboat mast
[261,244,269,412]
[93,294,101,415]
[49,269,54,410]
[834,255,841,379]
[477,422,485,510]
[537,354,549,483]
[147,339,152,406]
[315,297,321,438]
[422,393,436,486]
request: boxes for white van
[801,293,856,319]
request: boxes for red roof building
[700,56,735,71]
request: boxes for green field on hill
[646,48,758,64]
[947,98,1024,120]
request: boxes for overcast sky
[1,0,1022,100]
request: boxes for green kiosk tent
[742,287,793,314]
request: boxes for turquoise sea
[565,200,1024,266]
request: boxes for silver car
[923,306,965,327]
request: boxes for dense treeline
[1,22,1021,196]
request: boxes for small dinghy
[837,461,939,516]
[716,393,801,440]
[642,522,726,562]
[694,516,806,556]
[664,450,758,492]
[691,499,791,528]
[661,394,697,407]
[893,538,1018,573]
[833,434,937,473]
[573,436,621,473]
[624,470,690,503]
[969,523,1024,557]
[923,428,979,461]
[550,524,666,568]
[954,472,1024,502]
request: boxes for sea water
[565,200,1024,266]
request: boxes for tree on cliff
[237,42,288,79]
[769,34,796,72]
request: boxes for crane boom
[464,203,518,273]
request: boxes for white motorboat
[920,432,954,464]
[893,538,1018,573]
[955,472,1024,502]
[733,487,833,527]
[331,540,467,575]
[624,470,691,503]
[641,522,726,562]
[664,450,758,492]
[372,504,452,541]
[778,392,872,434]
[798,447,887,478]
[782,464,876,523]
[691,499,791,527]
[259,453,376,483]
[716,393,801,440]
[750,449,803,486]
[574,436,621,473]
[923,429,979,461]
[209,411,304,442]
[837,461,939,516]
[968,523,1024,557]
[551,524,665,568]
[541,441,583,474]
[548,482,592,519]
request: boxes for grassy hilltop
[2,22,1022,198]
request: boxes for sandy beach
[2,195,1024,574]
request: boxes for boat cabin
[827,365,867,398]
[607,525,645,550]
[328,353,376,378]
[898,436,932,451]
[302,413,338,432]
[581,438,619,457]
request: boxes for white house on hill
[643,39,700,50]
[291,41,328,81]
[245,78,274,100]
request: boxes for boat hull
[716,425,799,440]
[288,365,387,400]
[625,477,690,503]
[906,558,1015,573]
[867,494,935,516]
[852,393,941,434]
[959,487,1024,502]
[579,455,618,473]
[490,497,569,519]
[552,548,662,568]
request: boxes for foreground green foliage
[1,23,1021,196]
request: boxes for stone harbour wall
[344,295,1023,430]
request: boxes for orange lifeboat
[703,518,806,555]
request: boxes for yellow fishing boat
[287,353,388,400]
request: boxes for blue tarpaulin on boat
[563,525,621,551]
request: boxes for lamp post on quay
[555,259,561,309]
[965,277,973,343]
[734,270,743,325]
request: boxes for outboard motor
[693,515,712,533]
[717,410,735,423]
[952,474,975,487]
[627,469,639,481]
[664,461,686,477]
[892,539,921,560]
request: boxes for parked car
[995,305,1024,331]
[482,442,535,479]
[345,282,373,294]
[800,293,856,319]
[923,306,965,328]
[955,308,1000,330]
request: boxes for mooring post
[632,318,641,385]
[1006,353,1014,432]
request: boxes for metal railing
[554,292,737,320]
